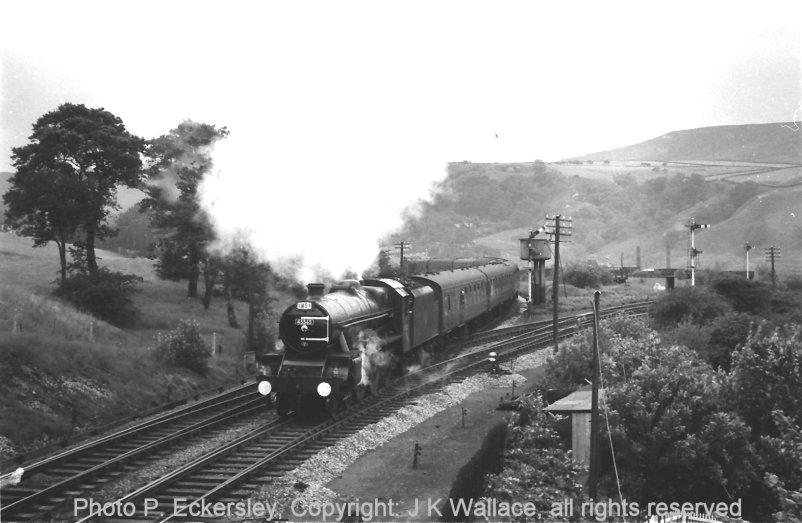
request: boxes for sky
[1,1,800,279]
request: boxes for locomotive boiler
[256,259,519,417]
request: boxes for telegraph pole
[546,215,572,352]
[395,241,411,275]
[686,218,710,286]
[589,290,601,500]
[765,246,781,288]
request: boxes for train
[255,259,520,417]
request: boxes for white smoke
[196,114,452,283]
[353,329,396,392]
[0,467,24,487]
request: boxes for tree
[3,166,85,281]
[54,242,143,326]
[603,346,758,508]
[221,245,275,350]
[727,325,802,438]
[7,103,145,274]
[141,121,228,305]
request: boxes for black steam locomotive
[256,259,519,417]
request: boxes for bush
[602,314,653,341]
[728,324,802,438]
[154,319,211,374]
[705,312,763,370]
[541,331,594,391]
[54,267,143,327]
[481,395,587,521]
[563,261,613,289]
[649,285,732,328]
[783,274,802,291]
[711,277,772,315]
[662,319,713,358]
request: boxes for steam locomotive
[256,259,520,417]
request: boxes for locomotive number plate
[294,318,315,326]
[296,302,312,310]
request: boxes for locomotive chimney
[306,283,325,298]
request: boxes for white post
[89,321,94,342]
[212,332,217,356]
[528,260,533,304]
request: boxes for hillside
[0,232,298,457]
[393,122,801,279]
[584,186,802,272]
[569,122,802,164]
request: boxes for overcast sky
[2,1,800,277]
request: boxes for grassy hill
[0,232,297,459]
[569,122,802,164]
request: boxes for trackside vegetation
[483,280,802,522]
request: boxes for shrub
[563,261,613,289]
[541,331,594,391]
[705,312,763,370]
[728,324,802,438]
[154,319,211,374]
[711,277,772,315]
[649,285,732,328]
[482,395,587,520]
[54,267,143,327]
[602,314,652,341]
[783,274,802,291]
[662,319,713,358]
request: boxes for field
[551,160,802,187]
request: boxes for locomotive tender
[256,259,519,416]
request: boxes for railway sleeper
[161,487,210,497]
[219,456,262,464]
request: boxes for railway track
[67,301,649,522]
[457,300,651,350]
[0,383,270,522]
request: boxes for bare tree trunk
[56,240,67,282]
[202,272,216,310]
[227,301,239,328]
[224,275,239,328]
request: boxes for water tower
[519,235,551,305]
